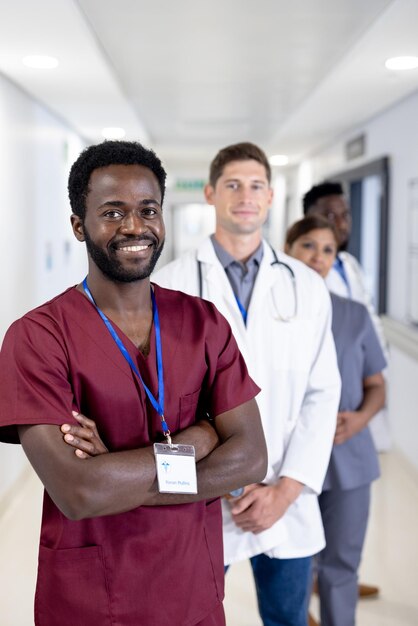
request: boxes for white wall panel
[292,88,418,468]
[297,87,418,323]
[0,73,86,503]
[387,347,418,471]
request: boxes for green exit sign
[175,179,206,191]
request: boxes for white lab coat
[327,252,391,451]
[153,237,341,563]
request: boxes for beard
[83,226,164,283]
[338,238,349,252]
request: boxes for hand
[229,478,302,534]
[334,410,367,445]
[61,411,108,459]
[172,419,220,462]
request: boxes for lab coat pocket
[35,544,112,626]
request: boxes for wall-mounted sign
[345,134,366,161]
[175,179,206,191]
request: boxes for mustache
[110,234,159,249]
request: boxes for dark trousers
[227,554,312,626]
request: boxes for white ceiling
[1,0,418,168]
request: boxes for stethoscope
[197,244,298,323]
[269,247,298,322]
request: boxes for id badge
[154,443,197,494]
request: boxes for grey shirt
[323,293,387,490]
[210,234,263,312]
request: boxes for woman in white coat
[285,215,386,626]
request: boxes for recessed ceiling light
[269,154,289,167]
[385,56,418,71]
[102,127,126,140]
[22,55,59,69]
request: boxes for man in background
[303,181,385,341]
[154,142,341,626]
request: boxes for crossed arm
[18,398,267,521]
[63,412,303,535]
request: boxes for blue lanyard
[234,295,248,325]
[82,278,170,440]
[333,256,352,299]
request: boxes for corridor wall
[0,72,86,504]
[288,88,418,472]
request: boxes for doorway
[330,157,389,314]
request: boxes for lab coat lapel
[249,242,278,298]
[245,242,278,329]
[196,238,247,338]
[196,238,231,295]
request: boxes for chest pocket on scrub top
[178,388,202,430]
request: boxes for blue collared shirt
[210,234,263,311]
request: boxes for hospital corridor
[1,1,418,625]
[1,452,417,625]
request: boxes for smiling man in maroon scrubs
[0,141,267,626]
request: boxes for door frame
[329,157,390,314]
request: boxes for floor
[0,451,417,625]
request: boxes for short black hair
[209,142,271,187]
[302,181,344,215]
[68,140,167,219]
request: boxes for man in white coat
[154,142,341,626]
[302,182,386,350]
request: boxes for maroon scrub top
[0,284,260,626]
